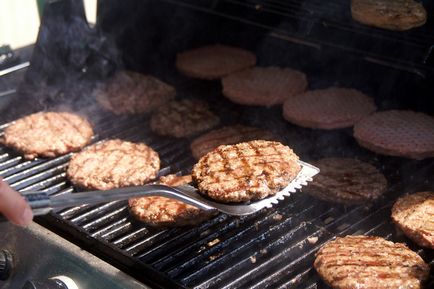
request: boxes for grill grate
[159,0,434,76]
[0,94,433,288]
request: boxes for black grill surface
[0,78,433,288]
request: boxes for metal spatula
[0,161,318,222]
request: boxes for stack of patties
[96,71,176,115]
[192,140,301,203]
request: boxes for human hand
[0,178,33,226]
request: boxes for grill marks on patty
[304,158,387,205]
[192,140,301,202]
[150,99,220,138]
[314,236,430,289]
[392,191,434,249]
[2,112,94,160]
[67,139,160,190]
[129,174,215,227]
[96,71,175,115]
[190,125,276,160]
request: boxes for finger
[0,178,33,226]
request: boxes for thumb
[0,178,33,226]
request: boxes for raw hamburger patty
[192,140,301,202]
[392,191,434,249]
[314,235,430,289]
[1,112,93,160]
[190,125,276,160]
[67,139,160,190]
[96,71,175,114]
[176,44,256,79]
[283,87,376,129]
[304,158,387,205]
[129,174,215,227]
[351,0,427,31]
[353,110,434,160]
[150,99,220,138]
[222,67,308,106]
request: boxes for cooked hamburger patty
[353,110,434,160]
[392,191,434,249]
[304,158,387,205]
[314,235,430,289]
[222,67,308,107]
[67,139,160,190]
[175,44,256,79]
[96,71,175,115]
[129,174,215,226]
[351,0,427,31]
[283,87,376,129]
[150,99,220,138]
[1,112,93,160]
[190,125,276,160]
[192,140,301,203]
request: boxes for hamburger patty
[192,140,301,203]
[67,139,160,190]
[351,0,427,31]
[304,158,387,205]
[392,191,434,249]
[190,124,276,160]
[1,111,93,160]
[96,71,175,115]
[353,110,434,160]
[176,44,256,79]
[314,235,430,289]
[282,87,376,129]
[129,174,215,227]
[150,99,220,138]
[222,67,308,107]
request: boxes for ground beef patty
[314,235,430,289]
[192,140,301,203]
[150,99,220,138]
[176,44,256,79]
[351,0,427,31]
[67,139,160,190]
[1,111,93,160]
[283,87,376,129]
[96,71,175,115]
[304,158,387,205]
[190,125,276,160]
[222,66,307,107]
[129,174,215,227]
[353,110,434,160]
[392,191,434,249]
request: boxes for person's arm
[0,178,33,226]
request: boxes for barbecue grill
[0,0,433,288]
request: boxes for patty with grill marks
[351,0,427,31]
[129,174,216,227]
[150,99,220,138]
[192,140,301,203]
[314,235,430,289]
[190,125,276,160]
[303,158,387,205]
[392,191,434,249]
[96,71,175,115]
[1,111,93,160]
[67,139,160,190]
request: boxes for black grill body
[1,0,434,288]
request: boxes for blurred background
[0,0,97,49]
